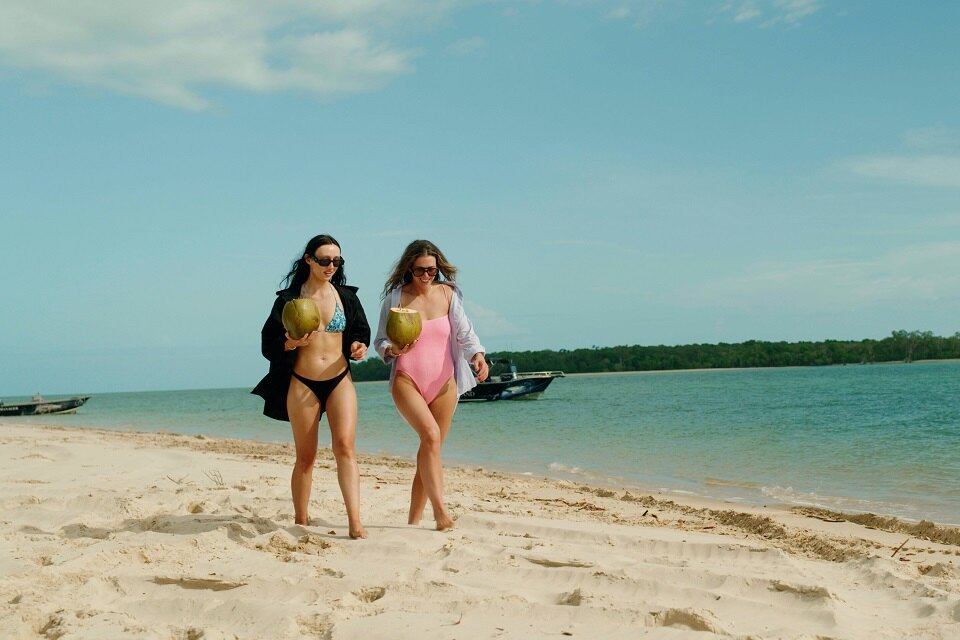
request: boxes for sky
[1,0,958,395]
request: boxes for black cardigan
[251,284,371,421]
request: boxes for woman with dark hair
[374,239,489,530]
[253,234,371,538]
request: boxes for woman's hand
[471,353,489,382]
[349,341,368,360]
[385,341,415,358]
[284,331,314,351]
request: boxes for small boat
[460,359,565,402]
[0,394,91,417]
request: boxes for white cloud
[0,0,833,109]
[676,242,960,312]
[929,213,960,228]
[769,0,821,24]
[447,37,487,56]
[606,6,632,20]
[622,0,670,28]
[719,0,822,26]
[0,0,435,110]
[843,155,960,188]
[464,300,527,338]
[732,2,762,22]
[841,125,960,187]
[903,124,960,151]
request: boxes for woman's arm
[341,289,370,361]
[345,290,371,347]
[450,285,485,358]
[373,293,395,362]
[260,297,296,365]
[448,284,489,381]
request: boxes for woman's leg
[393,374,457,530]
[287,377,321,526]
[408,377,458,525]
[325,375,367,539]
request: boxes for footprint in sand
[649,608,728,634]
[152,576,247,591]
[769,580,835,601]
[524,555,595,568]
[351,586,386,603]
[254,531,336,560]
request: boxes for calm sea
[3,361,958,525]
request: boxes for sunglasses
[309,255,344,267]
[412,266,438,277]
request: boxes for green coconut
[386,307,422,348]
[282,298,321,340]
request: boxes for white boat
[0,394,91,417]
[460,360,565,402]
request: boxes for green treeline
[350,330,960,381]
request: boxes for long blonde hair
[381,239,458,298]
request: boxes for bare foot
[408,505,425,526]
[349,524,368,539]
[435,514,455,531]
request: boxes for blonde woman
[375,239,488,530]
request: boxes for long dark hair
[381,239,457,298]
[281,234,346,289]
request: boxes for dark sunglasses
[412,266,438,277]
[309,255,344,267]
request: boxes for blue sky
[1,0,958,395]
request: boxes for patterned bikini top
[325,301,346,333]
[300,283,346,333]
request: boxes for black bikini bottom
[291,367,350,416]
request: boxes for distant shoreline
[353,359,960,385]
[563,358,960,377]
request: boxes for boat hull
[459,376,557,402]
[0,396,91,417]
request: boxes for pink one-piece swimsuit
[395,316,454,404]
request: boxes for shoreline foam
[7,414,955,526]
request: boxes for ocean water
[3,361,958,525]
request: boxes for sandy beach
[1,424,958,639]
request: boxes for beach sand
[1,424,958,639]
